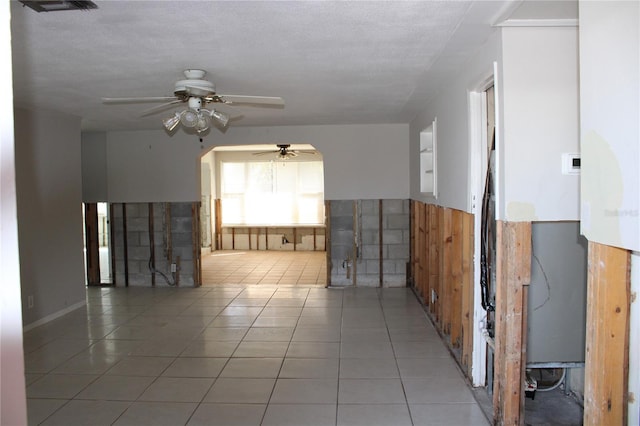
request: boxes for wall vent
[19,1,98,13]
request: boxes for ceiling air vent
[19,1,98,12]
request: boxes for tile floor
[201,251,327,286]
[24,285,489,425]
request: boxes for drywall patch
[506,202,538,222]
[581,130,623,246]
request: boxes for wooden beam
[122,203,129,287]
[214,199,222,250]
[84,203,100,286]
[450,209,463,347]
[428,204,440,315]
[325,200,331,287]
[410,200,416,288]
[461,211,474,374]
[584,241,630,426]
[192,202,201,287]
[440,208,452,330]
[493,221,531,426]
[109,203,117,286]
[148,203,155,287]
[379,199,384,287]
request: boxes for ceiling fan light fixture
[162,112,181,132]
[180,110,199,128]
[211,110,230,127]
[195,113,211,133]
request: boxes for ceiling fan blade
[140,100,184,117]
[253,150,279,156]
[102,96,179,104]
[218,95,285,107]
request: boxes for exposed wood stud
[122,203,129,287]
[428,204,440,315]
[109,203,117,286]
[492,220,531,426]
[214,199,222,250]
[192,202,201,287]
[148,203,155,287]
[450,209,463,347]
[461,212,474,373]
[379,199,384,287]
[325,200,332,288]
[584,241,630,426]
[84,203,100,286]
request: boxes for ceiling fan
[102,69,284,133]
[254,144,317,160]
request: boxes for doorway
[83,202,113,286]
[200,144,327,286]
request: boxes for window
[221,160,324,225]
[420,118,437,197]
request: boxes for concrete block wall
[330,200,356,286]
[329,199,410,288]
[112,202,196,287]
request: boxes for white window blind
[221,161,324,225]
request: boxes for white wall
[1,0,26,422]
[103,124,409,202]
[579,1,639,252]
[410,30,502,212]
[15,107,86,326]
[500,25,580,221]
[81,131,107,201]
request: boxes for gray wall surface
[527,221,588,364]
[15,107,86,326]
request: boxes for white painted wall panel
[501,26,580,221]
[579,1,640,251]
[81,131,108,201]
[105,124,409,202]
[14,107,86,326]
[410,30,502,212]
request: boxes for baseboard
[23,300,86,332]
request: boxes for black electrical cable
[480,129,496,312]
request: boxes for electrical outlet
[27,295,34,309]
[170,263,177,273]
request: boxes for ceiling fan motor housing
[174,69,215,98]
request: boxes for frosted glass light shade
[162,112,181,131]
[180,110,199,128]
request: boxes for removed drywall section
[328,199,409,288]
[111,202,197,287]
[14,107,85,327]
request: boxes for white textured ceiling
[10,0,522,132]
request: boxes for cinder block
[126,218,147,233]
[124,203,140,217]
[172,217,192,233]
[171,203,192,217]
[387,244,409,260]
[361,246,379,260]
[387,214,409,230]
[127,246,150,261]
[365,259,380,274]
[382,199,404,214]
[329,200,354,216]
[356,275,379,287]
[332,230,353,246]
[402,230,411,244]
[331,216,353,231]
[360,200,378,215]
[361,215,379,230]
[383,260,397,274]
[382,230,403,244]
[383,275,407,288]
[361,231,379,245]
